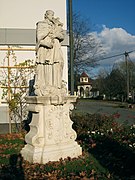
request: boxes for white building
[77,72,92,98]
[77,72,100,98]
[0,0,68,133]
[0,0,68,82]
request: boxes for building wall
[0,0,68,95]
[0,1,68,126]
[0,0,67,29]
[0,104,9,123]
[80,77,89,83]
[0,104,10,133]
[77,85,92,98]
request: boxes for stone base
[21,96,82,164]
[21,142,82,164]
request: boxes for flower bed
[72,113,135,179]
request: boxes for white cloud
[92,25,135,70]
[99,26,135,53]
[88,26,135,78]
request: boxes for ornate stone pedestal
[21,96,82,164]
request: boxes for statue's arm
[54,27,65,42]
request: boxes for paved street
[74,100,135,125]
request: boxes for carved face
[45,10,54,21]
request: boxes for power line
[97,49,135,62]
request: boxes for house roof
[80,72,89,78]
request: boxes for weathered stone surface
[21,96,82,163]
[21,10,82,163]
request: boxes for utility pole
[125,51,129,101]
[69,0,74,95]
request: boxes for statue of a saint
[34,10,65,96]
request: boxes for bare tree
[71,13,105,73]
[115,60,135,101]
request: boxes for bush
[71,113,135,179]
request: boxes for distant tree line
[94,61,135,102]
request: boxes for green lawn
[0,133,110,179]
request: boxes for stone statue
[34,10,65,96]
[21,11,82,164]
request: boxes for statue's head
[44,10,54,21]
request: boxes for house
[77,72,99,98]
[77,72,92,98]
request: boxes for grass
[0,133,24,165]
[0,133,110,179]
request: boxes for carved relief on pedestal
[21,96,82,164]
[45,105,64,144]
[43,103,77,145]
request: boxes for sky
[0,0,135,79]
[72,0,135,77]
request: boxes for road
[74,100,135,125]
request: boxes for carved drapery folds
[21,11,82,164]
[34,10,66,97]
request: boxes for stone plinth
[21,96,82,164]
